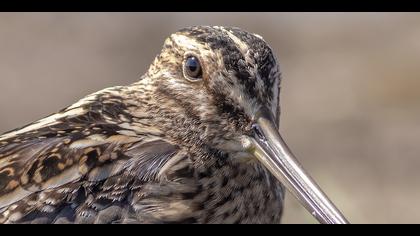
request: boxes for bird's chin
[212,137,247,152]
[212,136,258,164]
[229,151,257,164]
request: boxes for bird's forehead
[172,26,279,77]
[176,26,265,49]
[172,27,267,57]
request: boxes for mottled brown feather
[0,26,284,224]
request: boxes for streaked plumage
[0,26,285,224]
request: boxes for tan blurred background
[1,12,420,224]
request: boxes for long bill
[248,110,349,224]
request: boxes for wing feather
[0,91,184,223]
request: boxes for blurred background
[1,12,420,224]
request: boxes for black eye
[183,56,203,80]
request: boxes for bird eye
[183,56,203,81]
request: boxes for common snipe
[0,26,348,224]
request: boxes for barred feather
[0,26,284,224]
